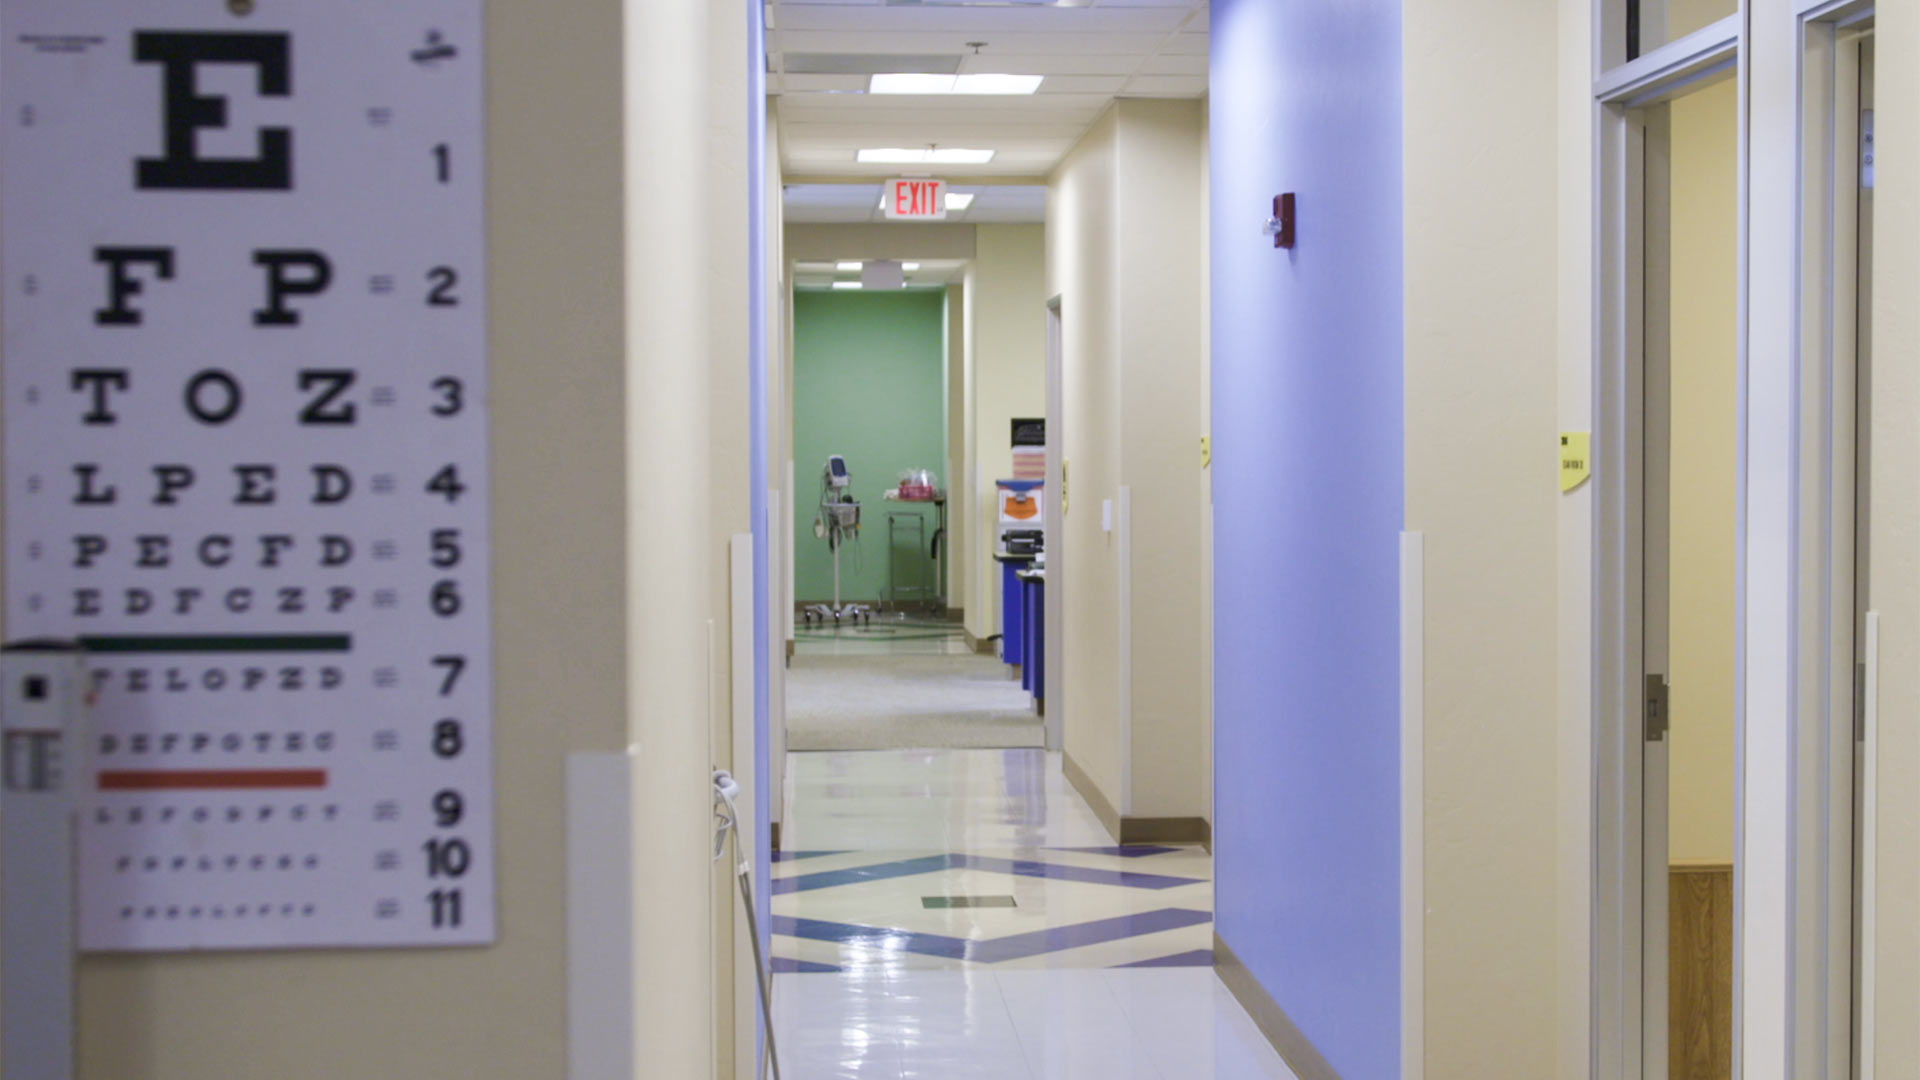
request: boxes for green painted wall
[793,289,948,606]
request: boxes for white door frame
[1589,16,1742,1080]
[1592,3,1873,1077]
[1778,6,1873,1078]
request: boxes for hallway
[786,622,1043,751]
[771,748,1292,1078]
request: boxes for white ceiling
[784,182,1049,224]
[768,0,1209,181]
[792,257,970,289]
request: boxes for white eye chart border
[1,1,496,951]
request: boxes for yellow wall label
[1200,435,1211,468]
[1560,432,1592,492]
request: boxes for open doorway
[782,270,1044,753]
[780,193,1051,756]
[1596,11,1876,1077]
[1637,69,1741,1080]
[755,3,1257,1076]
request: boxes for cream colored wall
[1871,9,1919,1076]
[1665,78,1738,866]
[1048,107,1125,813]
[947,279,968,615]
[785,223,977,264]
[625,0,753,1071]
[962,261,982,638]
[703,0,753,1072]
[1046,101,1208,825]
[965,225,1049,645]
[1666,0,1736,44]
[1404,2,1562,1077]
[1114,100,1209,821]
[67,4,633,1077]
[34,4,756,1076]
[1553,2,1597,1075]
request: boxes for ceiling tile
[1137,52,1206,75]
[1120,74,1206,95]
[770,0,1206,179]
[774,5,1191,33]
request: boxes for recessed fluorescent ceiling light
[832,281,863,290]
[836,261,862,271]
[903,262,921,271]
[945,193,975,211]
[869,73,958,94]
[869,73,1044,95]
[857,148,996,165]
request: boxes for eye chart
[1,1,494,950]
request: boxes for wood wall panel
[1670,862,1734,1080]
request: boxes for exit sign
[884,178,947,220]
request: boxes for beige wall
[702,0,754,1072]
[1048,107,1125,813]
[1404,1,1562,1077]
[1046,100,1208,826]
[69,4,633,1077]
[964,225,1050,644]
[40,4,756,1076]
[785,223,977,264]
[962,261,980,635]
[947,281,968,618]
[1871,8,1919,1076]
[1114,100,1209,821]
[1665,78,1739,866]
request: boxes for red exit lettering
[888,179,945,219]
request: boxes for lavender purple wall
[1209,2,1403,1077]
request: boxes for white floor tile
[771,745,1299,1080]
[783,749,1116,850]
[774,968,1299,1080]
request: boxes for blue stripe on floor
[772,908,1212,964]
[771,850,851,863]
[964,908,1213,963]
[771,914,970,960]
[957,855,1201,891]
[773,852,1203,895]
[771,956,844,973]
[773,854,958,895]
[1047,845,1183,858]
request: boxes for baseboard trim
[1059,752,1207,849]
[1120,816,1211,849]
[963,629,998,656]
[1214,932,1344,1080]
[1061,750,1122,841]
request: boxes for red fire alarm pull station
[1268,193,1296,249]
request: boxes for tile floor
[772,746,1297,1078]
[780,749,1110,852]
[775,967,1300,1079]
[794,616,978,657]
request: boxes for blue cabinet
[999,556,1031,665]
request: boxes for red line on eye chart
[98,769,329,791]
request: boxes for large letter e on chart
[135,31,292,191]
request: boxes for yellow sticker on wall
[1560,432,1592,493]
